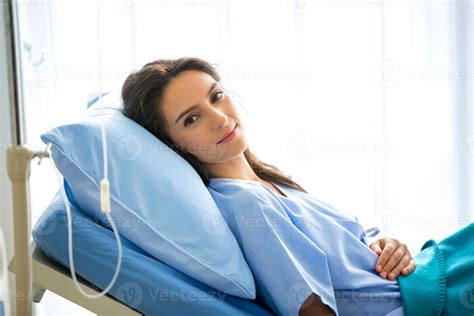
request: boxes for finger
[401,259,416,275]
[387,254,411,280]
[376,242,396,273]
[369,240,383,256]
[380,245,406,278]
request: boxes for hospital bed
[5,146,140,315]
[5,145,274,315]
[8,242,140,315]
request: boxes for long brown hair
[121,57,307,193]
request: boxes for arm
[299,293,336,316]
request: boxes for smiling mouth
[217,125,237,144]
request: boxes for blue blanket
[398,222,474,315]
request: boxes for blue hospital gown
[207,178,406,316]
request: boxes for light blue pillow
[40,92,256,299]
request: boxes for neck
[205,153,261,181]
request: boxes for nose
[209,106,228,129]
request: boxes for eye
[184,114,198,127]
[212,90,224,103]
[183,90,224,127]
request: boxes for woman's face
[161,70,247,164]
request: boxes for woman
[121,57,474,316]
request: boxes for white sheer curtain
[15,0,472,314]
[381,0,473,254]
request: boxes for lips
[217,125,237,144]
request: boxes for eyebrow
[174,81,219,125]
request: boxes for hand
[369,238,416,280]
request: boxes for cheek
[177,131,215,153]
[183,131,212,145]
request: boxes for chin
[210,146,247,163]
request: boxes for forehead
[162,70,215,119]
